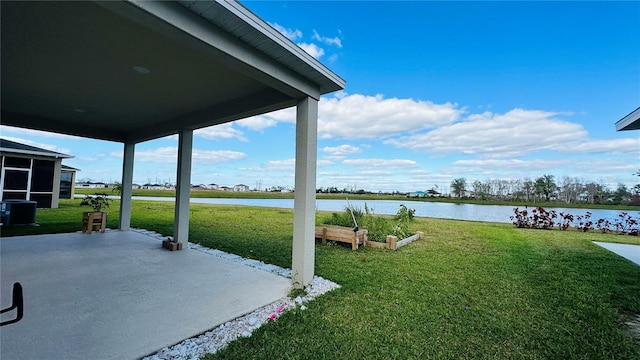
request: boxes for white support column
[292,96,318,288]
[174,129,193,247]
[119,142,135,231]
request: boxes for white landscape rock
[135,229,341,360]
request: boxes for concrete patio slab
[0,230,291,359]
[594,241,640,266]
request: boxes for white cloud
[386,109,582,158]
[0,135,72,155]
[386,108,639,159]
[312,30,342,48]
[264,158,296,171]
[112,146,246,165]
[555,138,639,156]
[451,158,569,172]
[263,158,333,172]
[233,93,461,138]
[269,22,302,41]
[355,170,393,176]
[570,159,638,174]
[343,159,419,169]
[297,43,325,59]
[195,123,247,142]
[318,93,461,139]
[234,107,295,132]
[192,149,247,164]
[0,125,82,140]
[322,144,361,159]
[236,116,278,131]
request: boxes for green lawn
[2,199,640,359]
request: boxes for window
[4,157,31,168]
[60,172,73,199]
[3,170,29,190]
[31,160,54,192]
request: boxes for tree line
[449,172,640,206]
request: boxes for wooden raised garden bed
[315,225,368,250]
[366,231,424,250]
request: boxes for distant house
[76,181,108,189]
[0,138,74,208]
[208,183,219,190]
[219,186,232,192]
[143,183,169,190]
[234,184,250,192]
[409,191,426,198]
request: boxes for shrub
[510,207,555,229]
[511,207,639,236]
[575,212,593,232]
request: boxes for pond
[128,196,638,224]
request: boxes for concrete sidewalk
[593,241,640,266]
[0,230,291,359]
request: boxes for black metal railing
[1,282,24,326]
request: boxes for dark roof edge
[615,106,640,131]
[0,138,73,159]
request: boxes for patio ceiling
[1,0,344,143]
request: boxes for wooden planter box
[315,225,368,251]
[82,212,107,234]
[366,231,424,250]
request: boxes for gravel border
[130,229,341,360]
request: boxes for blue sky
[1,1,638,193]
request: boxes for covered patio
[1,1,344,357]
[0,230,292,359]
[1,1,344,287]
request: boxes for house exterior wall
[0,153,63,208]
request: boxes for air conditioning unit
[0,200,37,226]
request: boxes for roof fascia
[615,107,640,131]
[0,148,72,159]
[210,0,345,93]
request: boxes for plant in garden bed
[80,193,111,233]
[321,203,417,242]
[391,204,416,239]
[80,193,111,212]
